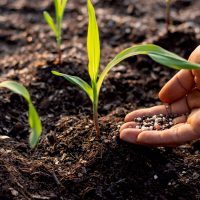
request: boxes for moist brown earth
[0,0,200,199]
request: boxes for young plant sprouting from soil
[0,81,42,148]
[165,0,171,32]
[52,0,200,137]
[43,0,68,64]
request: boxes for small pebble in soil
[10,188,18,196]
[78,173,83,178]
[153,174,158,180]
[192,172,199,180]
[133,113,188,131]
[112,135,117,140]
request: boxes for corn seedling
[165,0,171,32]
[52,0,200,137]
[43,0,68,64]
[0,81,42,148]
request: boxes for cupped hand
[120,45,200,147]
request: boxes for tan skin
[120,45,200,147]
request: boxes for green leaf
[0,81,42,149]
[0,81,30,102]
[52,71,94,102]
[43,11,58,36]
[97,44,200,94]
[54,0,61,19]
[87,0,100,81]
[28,102,42,149]
[61,0,68,18]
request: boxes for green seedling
[165,0,171,32]
[43,0,68,64]
[52,0,200,137]
[0,81,42,148]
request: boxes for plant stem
[93,104,100,138]
[57,15,62,65]
[166,0,171,32]
[92,82,100,137]
[58,46,62,65]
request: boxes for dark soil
[0,0,200,199]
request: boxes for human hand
[120,45,200,147]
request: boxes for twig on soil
[165,0,171,32]
[31,171,51,178]
[51,170,61,186]
[31,194,52,200]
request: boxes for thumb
[189,45,200,64]
[190,45,200,90]
[158,46,200,103]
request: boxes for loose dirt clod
[134,114,184,131]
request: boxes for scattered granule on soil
[134,114,187,131]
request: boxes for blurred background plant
[43,0,68,64]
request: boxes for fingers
[126,88,200,122]
[189,45,200,64]
[159,70,194,103]
[120,121,200,147]
[159,45,200,103]
[141,124,197,146]
[136,110,200,145]
[188,109,200,134]
[125,105,169,122]
[194,76,200,89]
[125,99,189,123]
[190,45,200,90]
[120,128,142,144]
[120,122,137,131]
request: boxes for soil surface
[0,0,200,199]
